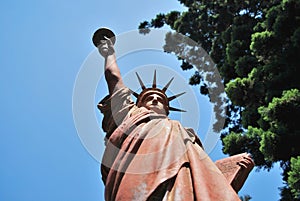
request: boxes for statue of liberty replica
[93,28,254,201]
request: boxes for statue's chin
[149,106,166,115]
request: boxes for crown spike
[162,77,174,92]
[135,72,146,90]
[129,88,139,98]
[152,70,157,88]
[169,106,186,112]
[168,92,186,101]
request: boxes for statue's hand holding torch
[98,36,115,57]
[92,28,116,58]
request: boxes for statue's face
[141,93,168,115]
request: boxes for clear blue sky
[0,0,283,200]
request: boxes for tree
[240,194,252,201]
[139,0,300,199]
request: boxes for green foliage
[139,0,300,199]
[150,14,165,28]
[234,56,258,78]
[222,126,273,168]
[250,31,275,60]
[259,89,300,131]
[279,186,296,201]
[279,158,300,200]
[226,77,250,106]
[180,60,193,71]
[240,194,252,201]
[189,71,201,85]
[258,89,300,161]
[259,130,279,162]
[288,156,300,199]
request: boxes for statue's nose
[152,95,158,104]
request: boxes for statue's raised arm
[93,28,125,94]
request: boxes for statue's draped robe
[98,87,240,201]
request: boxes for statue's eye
[157,97,164,102]
[145,96,153,102]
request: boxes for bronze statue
[94,28,254,201]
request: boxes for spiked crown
[130,70,186,115]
